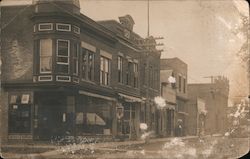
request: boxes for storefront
[117,93,141,140]
[8,91,33,140]
[75,92,116,136]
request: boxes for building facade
[160,58,188,136]
[0,0,161,143]
[187,76,229,135]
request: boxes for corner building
[0,0,161,143]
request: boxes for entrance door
[37,98,65,140]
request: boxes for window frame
[73,25,80,34]
[38,23,53,31]
[100,56,111,86]
[56,23,71,32]
[118,56,123,83]
[81,48,95,81]
[73,43,79,75]
[56,39,70,74]
[39,38,52,74]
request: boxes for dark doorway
[35,94,66,140]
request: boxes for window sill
[100,84,112,89]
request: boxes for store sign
[116,104,124,119]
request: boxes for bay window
[73,43,79,75]
[100,56,110,85]
[57,40,70,74]
[40,39,52,73]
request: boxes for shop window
[56,23,71,32]
[8,94,31,133]
[40,39,52,73]
[76,97,112,135]
[38,23,53,31]
[118,56,123,83]
[81,48,94,81]
[57,40,70,74]
[100,56,110,85]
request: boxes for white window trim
[73,25,80,34]
[38,23,53,31]
[56,39,70,74]
[56,75,71,82]
[57,39,70,65]
[56,23,71,32]
[73,44,79,75]
[38,75,53,81]
[40,39,52,74]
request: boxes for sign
[116,104,124,119]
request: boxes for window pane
[100,57,104,71]
[58,40,69,56]
[40,39,52,57]
[57,64,69,73]
[104,59,109,72]
[57,57,68,63]
[39,24,52,30]
[40,57,52,72]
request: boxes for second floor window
[133,63,138,88]
[81,48,94,81]
[40,39,52,73]
[73,43,79,75]
[183,78,186,93]
[178,75,182,92]
[118,56,123,83]
[100,56,110,85]
[57,40,70,74]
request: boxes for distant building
[160,58,188,136]
[186,97,207,136]
[187,76,229,135]
[0,0,161,143]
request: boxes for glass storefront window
[76,96,112,135]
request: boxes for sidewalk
[1,136,198,159]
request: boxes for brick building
[160,58,188,136]
[187,76,229,135]
[0,0,161,143]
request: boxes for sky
[1,0,249,102]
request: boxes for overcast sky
[1,0,249,101]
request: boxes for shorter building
[186,97,207,136]
[187,76,229,135]
[160,57,188,136]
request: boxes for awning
[87,113,106,126]
[166,104,175,110]
[79,90,116,101]
[118,93,142,103]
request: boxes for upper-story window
[133,62,139,88]
[73,43,79,75]
[57,40,70,74]
[183,78,186,93]
[56,23,71,32]
[73,25,80,34]
[40,39,52,73]
[100,56,111,86]
[178,75,182,92]
[118,56,123,83]
[81,48,95,81]
[38,23,53,31]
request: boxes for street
[3,135,248,159]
